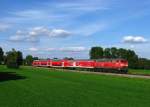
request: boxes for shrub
[6,49,20,69]
[6,61,19,69]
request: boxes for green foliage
[17,51,23,65]
[63,57,74,60]
[6,49,19,68]
[0,47,4,64]
[90,46,103,59]
[3,55,7,65]
[90,46,144,69]
[25,55,33,66]
[33,57,39,60]
[138,58,150,69]
[110,47,118,58]
[103,48,111,58]
[117,48,127,58]
[126,50,138,69]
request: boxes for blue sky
[0,0,150,59]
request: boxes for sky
[0,0,150,59]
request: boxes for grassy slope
[0,66,150,107]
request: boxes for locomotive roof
[33,58,127,61]
[95,58,126,61]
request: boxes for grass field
[0,66,150,107]
[129,69,150,75]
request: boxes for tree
[17,51,23,65]
[63,57,74,60]
[25,55,33,66]
[138,58,150,69]
[103,48,111,58]
[6,49,19,68]
[33,57,39,60]
[110,47,118,58]
[53,58,58,60]
[89,46,143,69]
[90,47,103,59]
[3,55,7,65]
[126,50,138,69]
[117,48,127,59]
[0,47,4,64]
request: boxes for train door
[73,61,76,67]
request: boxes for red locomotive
[32,59,128,73]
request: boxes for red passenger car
[32,60,39,66]
[32,58,128,73]
[62,60,76,67]
[51,59,62,67]
[75,60,95,68]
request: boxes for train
[32,59,128,73]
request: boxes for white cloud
[9,9,66,21]
[0,23,11,31]
[28,46,88,52]
[49,29,71,37]
[9,35,25,41]
[29,27,49,37]
[1,0,110,25]
[45,48,56,51]
[29,27,71,37]
[123,36,148,44]
[55,1,109,12]
[9,29,39,42]
[13,10,46,18]
[9,27,71,42]
[59,47,87,52]
[9,30,26,41]
[73,22,107,36]
[25,46,89,59]
[28,47,39,51]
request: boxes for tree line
[0,46,149,69]
[90,46,150,69]
[0,47,38,68]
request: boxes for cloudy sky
[0,0,150,59]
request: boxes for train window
[116,60,119,62]
[121,60,127,63]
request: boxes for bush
[6,49,20,69]
[6,61,19,69]
[25,55,33,66]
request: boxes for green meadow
[129,69,150,75]
[0,66,150,107]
